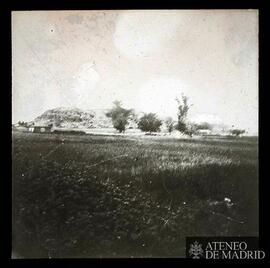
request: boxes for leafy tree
[165,117,174,134]
[184,123,198,137]
[106,100,133,133]
[18,121,28,127]
[138,113,162,134]
[230,129,245,137]
[195,122,212,131]
[175,94,190,134]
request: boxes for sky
[12,10,258,134]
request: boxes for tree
[175,94,190,134]
[230,129,245,137]
[18,121,28,127]
[105,100,133,133]
[138,113,162,134]
[184,123,197,137]
[195,122,212,131]
[165,117,174,134]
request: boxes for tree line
[105,95,245,137]
[15,95,245,137]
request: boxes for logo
[186,237,266,259]
[189,241,204,259]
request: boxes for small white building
[29,125,53,133]
[197,129,212,135]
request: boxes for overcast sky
[12,10,258,134]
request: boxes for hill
[33,107,137,129]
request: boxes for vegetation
[164,117,174,134]
[183,123,198,137]
[138,113,163,134]
[175,94,190,135]
[106,101,133,133]
[195,122,212,131]
[17,121,29,127]
[12,132,258,258]
[230,129,246,137]
[19,98,247,137]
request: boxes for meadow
[12,131,258,258]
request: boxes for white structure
[197,129,212,135]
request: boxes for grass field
[12,131,258,258]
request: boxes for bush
[138,113,162,133]
[165,117,174,133]
[230,129,245,137]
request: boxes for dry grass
[12,132,258,258]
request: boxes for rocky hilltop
[33,107,137,129]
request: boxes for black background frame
[1,0,269,266]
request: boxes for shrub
[138,113,162,133]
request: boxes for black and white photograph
[12,9,259,258]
